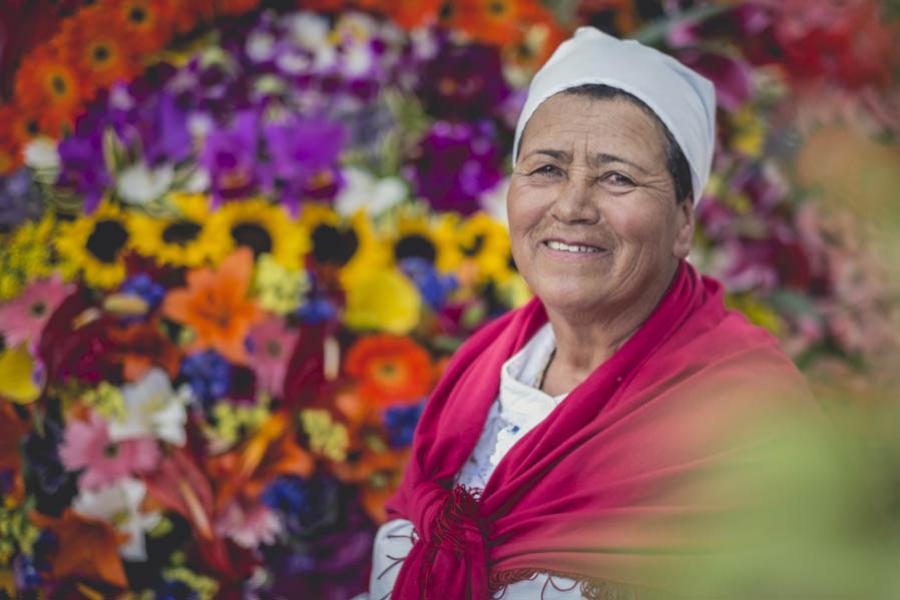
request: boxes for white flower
[334,167,407,217]
[109,367,191,446]
[23,138,60,171]
[287,12,330,50]
[479,178,510,227]
[246,30,277,63]
[117,162,174,205]
[343,42,373,77]
[73,478,161,561]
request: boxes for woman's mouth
[543,240,606,254]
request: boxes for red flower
[345,334,433,407]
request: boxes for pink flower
[0,275,74,352]
[246,317,299,398]
[59,411,160,489]
[214,499,282,549]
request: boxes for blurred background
[0,1,898,598]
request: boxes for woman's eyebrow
[591,152,650,174]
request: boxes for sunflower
[298,203,387,291]
[13,46,89,132]
[58,7,142,91]
[207,198,307,270]
[129,193,229,267]
[455,211,511,287]
[55,201,133,289]
[108,0,177,54]
[344,334,432,407]
[382,207,461,274]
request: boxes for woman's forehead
[519,94,667,162]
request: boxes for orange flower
[381,0,445,29]
[8,101,66,146]
[216,0,262,17]
[107,317,183,382]
[13,45,88,136]
[0,403,29,472]
[208,412,314,509]
[333,442,409,523]
[30,509,129,588]
[345,334,433,407]
[57,6,142,92]
[162,247,264,365]
[105,0,177,54]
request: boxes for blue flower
[262,476,310,516]
[120,274,166,313]
[296,297,337,325]
[400,257,458,310]
[155,579,199,600]
[383,401,426,448]
[178,350,232,409]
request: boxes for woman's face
[508,92,694,318]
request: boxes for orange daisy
[57,6,143,92]
[8,101,67,146]
[382,0,444,29]
[345,334,433,407]
[105,0,177,54]
[162,247,265,365]
[13,45,89,132]
[452,0,530,46]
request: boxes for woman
[364,28,817,599]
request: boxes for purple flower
[416,42,511,121]
[0,168,44,231]
[261,116,345,215]
[56,131,110,214]
[200,110,260,207]
[138,92,192,166]
[179,350,232,409]
[119,274,166,316]
[407,120,504,214]
[677,49,753,112]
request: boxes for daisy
[245,316,300,398]
[59,411,160,489]
[344,334,432,407]
[0,275,74,352]
[214,499,282,549]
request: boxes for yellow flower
[382,207,461,274]
[81,382,126,421]
[55,201,132,289]
[344,268,421,335]
[726,293,782,335]
[455,212,511,287]
[731,105,765,158]
[0,214,57,301]
[252,254,309,315]
[300,408,349,462]
[209,401,270,449]
[207,198,307,269]
[298,203,387,291]
[128,193,229,267]
[0,343,42,404]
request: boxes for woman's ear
[672,199,695,259]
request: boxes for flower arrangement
[0,0,897,598]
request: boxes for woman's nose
[550,176,602,224]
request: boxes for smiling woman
[361,27,820,600]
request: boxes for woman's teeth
[545,240,602,253]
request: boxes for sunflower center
[29,301,47,318]
[92,44,111,63]
[230,222,273,258]
[394,234,436,265]
[311,224,359,267]
[162,220,203,246]
[50,75,67,96]
[87,219,129,264]
[461,234,486,257]
[129,6,147,24]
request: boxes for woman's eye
[603,172,635,187]
[530,164,562,177]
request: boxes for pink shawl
[385,261,817,598]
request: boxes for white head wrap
[512,27,716,205]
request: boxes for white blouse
[361,323,587,599]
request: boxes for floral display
[0,0,898,597]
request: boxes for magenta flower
[59,411,160,490]
[0,275,75,353]
[246,317,300,398]
[200,110,260,208]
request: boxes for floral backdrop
[0,0,898,598]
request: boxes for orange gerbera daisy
[13,45,89,131]
[8,101,66,146]
[381,0,444,29]
[57,6,142,92]
[453,0,543,46]
[162,247,265,365]
[345,334,433,407]
[105,0,177,54]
